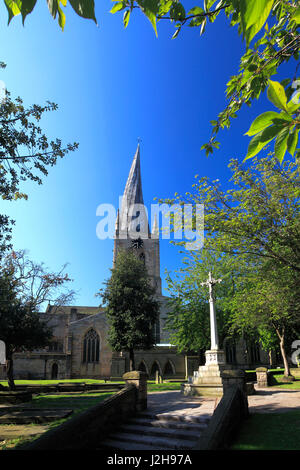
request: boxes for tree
[0,272,52,390]
[4,2,299,163]
[0,250,76,388]
[1,249,76,310]
[0,62,78,257]
[110,0,300,163]
[228,261,300,378]
[161,155,300,377]
[99,249,160,371]
[2,0,97,31]
[162,156,300,274]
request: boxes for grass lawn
[148,382,182,392]
[0,380,183,449]
[270,376,300,390]
[230,410,300,450]
[0,379,122,386]
[0,379,183,391]
[28,391,114,413]
[0,392,114,450]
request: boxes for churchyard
[0,371,299,450]
[0,378,185,449]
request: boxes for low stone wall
[21,385,137,450]
[194,385,248,450]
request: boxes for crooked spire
[119,144,149,237]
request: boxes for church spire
[119,143,149,236]
[113,144,161,294]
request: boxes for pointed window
[82,329,100,364]
[152,319,160,344]
[163,360,175,376]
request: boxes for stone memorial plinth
[182,349,227,397]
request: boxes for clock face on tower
[131,238,144,250]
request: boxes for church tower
[113,144,162,295]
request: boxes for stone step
[137,412,210,425]
[129,416,209,431]
[102,431,196,450]
[117,423,202,441]
[193,377,223,384]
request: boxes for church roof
[46,305,104,316]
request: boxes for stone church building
[1,145,270,381]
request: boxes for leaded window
[82,329,100,363]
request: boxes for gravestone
[256,367,268,388]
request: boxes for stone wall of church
[112,345,186,378]
[157,295,173,344]
[13,353,70,380]
[12,312,71,380]
[68,313,113,378]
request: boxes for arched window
[51,363,58,379]
[150,361,161,377]
[137,361,148,374]
[82,329,100,364]
[163,360,175,376]
[151,319,160,344]
[225,341,237,364]
[249,342,260,364]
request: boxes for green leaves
[170,2,185,21]
[245,80,299,163]
[4,0,22,23]
[267,80,288,112]
[291,6,300,24]
[274,126,289,163]
[69,0,97,23]
[137,0,160,36]
[245,124,282,161]
[111,2,130,28]
[4,0,97,29]
[240,0,274,47]
[287,129,299,158]
[245,111,280,136]
[110,1,126,13]
[123,9,130,28]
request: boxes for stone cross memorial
[200,272,225,365]
[181,271,228,396]
[200,271,222,351]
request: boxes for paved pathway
[147,391,218,420]
[248,386,300,413]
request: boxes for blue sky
[0,2,295,306]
